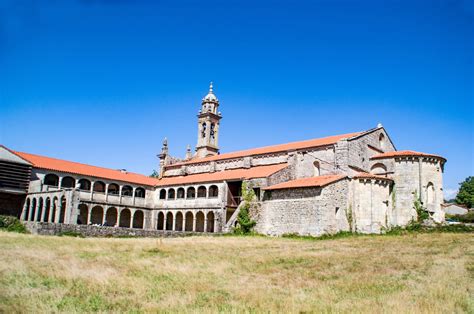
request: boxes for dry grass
[0,231,473,313]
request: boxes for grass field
[0,231,473,313]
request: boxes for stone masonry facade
[1,84,446,237]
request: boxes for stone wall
[254,179,349,236]
[24,221,215,238]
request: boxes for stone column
[115,209,120,227]
[130,210,134,228]
[41,202,47,222]
[48,202,54,223]
[163,212,167,231]
[54,200,61,223]
[58,176,63,189]
[214,217,218,233]
[35,202,42,222]
[20,201,28,221]
[119,185,123,204]
[87,208,92,225]
[203,213,208,233]
[172,212,176,231]
[102,208,107,226]
[132,187,136,205]
[183,215,187,232]
[105,183,109,202]
[28,202,34,221]
[192,215,197,232]
[90,181,94,201]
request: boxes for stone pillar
[183,215,186,232]
[87,208,92,225]
[119,185,123,204]
[172,212,176,231]
[214,217,218,233]
[75,178,80,189]
[115,209,120,227]
[132,187,136,205]
[20,201,28,221]
[90,181,94,201]
[58,176,63,189]
[130,210,134,228]
[163,212,167,231]
[28,202,34,221]
[41,202,47,222]
[35,202,42,222]
[102,208,107,226]
[48,202,54,223]
[204,213,208,233]
[105,183,109,202]
[193,215,197,232]
[55,200,61,223]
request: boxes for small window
[159,189,166,200]
[168,188,176,199]
[187,187,196,199]
[177,188,185,199]
[379,133,386,149]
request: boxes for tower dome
[202,82,219,103]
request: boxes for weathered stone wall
[254,179,349,236]
[350,179,391,233]
[24,222,216,238]
[345,128,396,174]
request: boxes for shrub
[58,231,84,238]
[234,182,256,234]
[0,215,28,233]
[449,211,474,223]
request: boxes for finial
[163,137,168,146]
[186,144,191,152]
[209,81,213,93]
[377,123,383,128]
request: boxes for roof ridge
[15,150,152,179]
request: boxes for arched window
[207,211,215,232]
[209,185,218,198]
[44,174,59,186]
[197,186,207,198]
[195,211,205,232]
[78,179,91,191]
[93,181,106,193]
[61,176,75,188]
[370,163,387,175]
[108,183,120,195]
[119,208,131,228]
[133,210,144,229]
[77,204,88,225]
[168,188,176,199]
[122,185,133,197]
[379,133,386,149]
[177,188,185,199]
[187,187,196,199]
[427,182,435,205]
[159,189,166,200]
[105,207,117,226]
[135,187,146,198]
[313,161,320,177]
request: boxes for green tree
[455,176,474,208]
[234,182,256,234]
[150,170,159,178]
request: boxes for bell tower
[195,82,222,158]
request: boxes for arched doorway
[105,207,118,226]
[196,211,205,232]
[175,212,183,231]
[207,211,215,233]
[44,198,51,222]
[157,212,164,230]
[166,212,173,230]
[77,204,88,225]
[119,208,131,228]
[90,206,103,225]
[133,210,144,229]
[185,212,193,231]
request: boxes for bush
[0,215,28,233]
[447,211,474,223]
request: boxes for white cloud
[443,188,458,200]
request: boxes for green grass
[0,231,472,313]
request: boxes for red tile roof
[156,164,288,187]
[371,150,446,161]
[171,132,362,167]
[263,174,346,190]
[15,151,160,187]
[352,172,393,181]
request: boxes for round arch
[122,185,133,197]
[36,197,44,222]
[166,212,173,230]
[177,188,185,199]
[61,176,75,188]
[44,198,51,222]
[78,179,91,191]
[135,187,146,198]
[119,208,131,227]
[77,204,88,225]
[206,211,215,233]
[93,181,106,193]
[185,212,194,231]
[197,186,207,198]
[209,185,218,198]
[108,183,120,195]
[175,212,183,231]
[159,189,166,200]
[90,206,103,225]
[157,212,165,230]
[44,174,59,187]
[195,211,205,232]
[168,188,176,200]
[187,187,196,199]
[105,207,118,226]
[133,210,144,229]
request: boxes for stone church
[0,84,446,236]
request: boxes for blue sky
[0,0,472,199]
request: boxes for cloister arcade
[158,185,219,200]
[41,173,147,199]
[155,210,217,233]
[76,204,145,229]
[21,195,66,223]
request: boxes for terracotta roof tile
[15,151,159,186]
[352,172,393,181]
[156,164,288,187]
[263,174,346,190]
[171,132,362,167]
[371,150,446,161]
